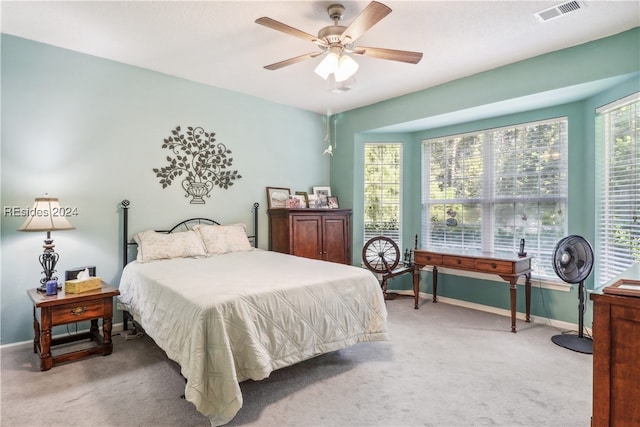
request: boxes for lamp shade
[18,197,75,232]
[314,52,340,80]
[334,55,359,82]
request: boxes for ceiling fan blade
[352,46,423,64]
[340,1,392,44]
[255,17,320,44]
[263,52,323,71]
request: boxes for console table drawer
[51,300,105,324]
[443,255,476,270]
[476,260,514,274]
[414,252,443,266]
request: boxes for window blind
[364,143,402,248]
[422,118,568,279]
[595,93,640,285]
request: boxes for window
[364,143,402,248]
[595,93,640,285]
[422,118,568,280]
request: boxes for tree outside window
[364,143,402,249]
[422,118,568,280]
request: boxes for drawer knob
[426,256,431,260]
[491,263,497,269]
[70,306,87,316]
[456,259,462,264]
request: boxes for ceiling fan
[255,1,423,83]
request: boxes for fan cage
[552,235,594,284]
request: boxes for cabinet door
[291,215,323,260]
[322,215,349,264]
[268,214,290,253]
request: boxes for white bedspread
[118,249,388,426]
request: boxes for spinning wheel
[362,236,401,274]
[363,234,417,307]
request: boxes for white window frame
[363,142,403,249]
[421,117,569,280]
[595,93,640,286]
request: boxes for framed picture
[317,195,329,208]
[286,196,301,208]
[313,186,331,198]
[307,194,319,208]
[327,196,339,209]
[295,191,309,207]
[292,194,307,208]
[313,186,331,208]
[266,187,291,209]
[603,278,640,297]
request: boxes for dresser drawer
[443,255,476,270]
[476,259,514,274]
[414,252,443,266]
[51,300,106,325]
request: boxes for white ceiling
[2,1,639,117]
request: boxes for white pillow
[133,229,207,263]
[194,223,252,255]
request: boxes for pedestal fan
[551,235,594,354]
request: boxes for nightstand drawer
[51,300,106,324]
[476,259,514,274]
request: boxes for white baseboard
[389,290,591,335]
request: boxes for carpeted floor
[0,297,593,426]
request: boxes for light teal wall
[1,35,329,345]
[2,29,638,345]
[331,28,640,325]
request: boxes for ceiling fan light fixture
[314,52,340,79]
[258,1,423,80]
[334,54,358,82]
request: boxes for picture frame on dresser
[603,278,640,297]
[285,196,301,208]
[312,186,331,198]
[291,194,307,208]
[328,196,339,209]
[266,187,290,209]
[313,186,331,208]
[295,191,309,207]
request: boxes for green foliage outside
[364,144,402,244]
[605,103,640,264]
[424,120,568,278]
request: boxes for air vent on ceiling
[535,1,585,22]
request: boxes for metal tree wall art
[153,126,242,204]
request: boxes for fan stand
[551,280,593,354]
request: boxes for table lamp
[18,195,75,292]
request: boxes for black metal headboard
[120,200,260,268]
[163,218,220,233]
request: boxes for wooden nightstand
[27,283,120,371]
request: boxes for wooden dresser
[268,208,351,264]
[590,263,640,427]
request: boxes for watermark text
[3,206,79,217]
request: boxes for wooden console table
[413,249,533,333]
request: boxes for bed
[116,200,389,426]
